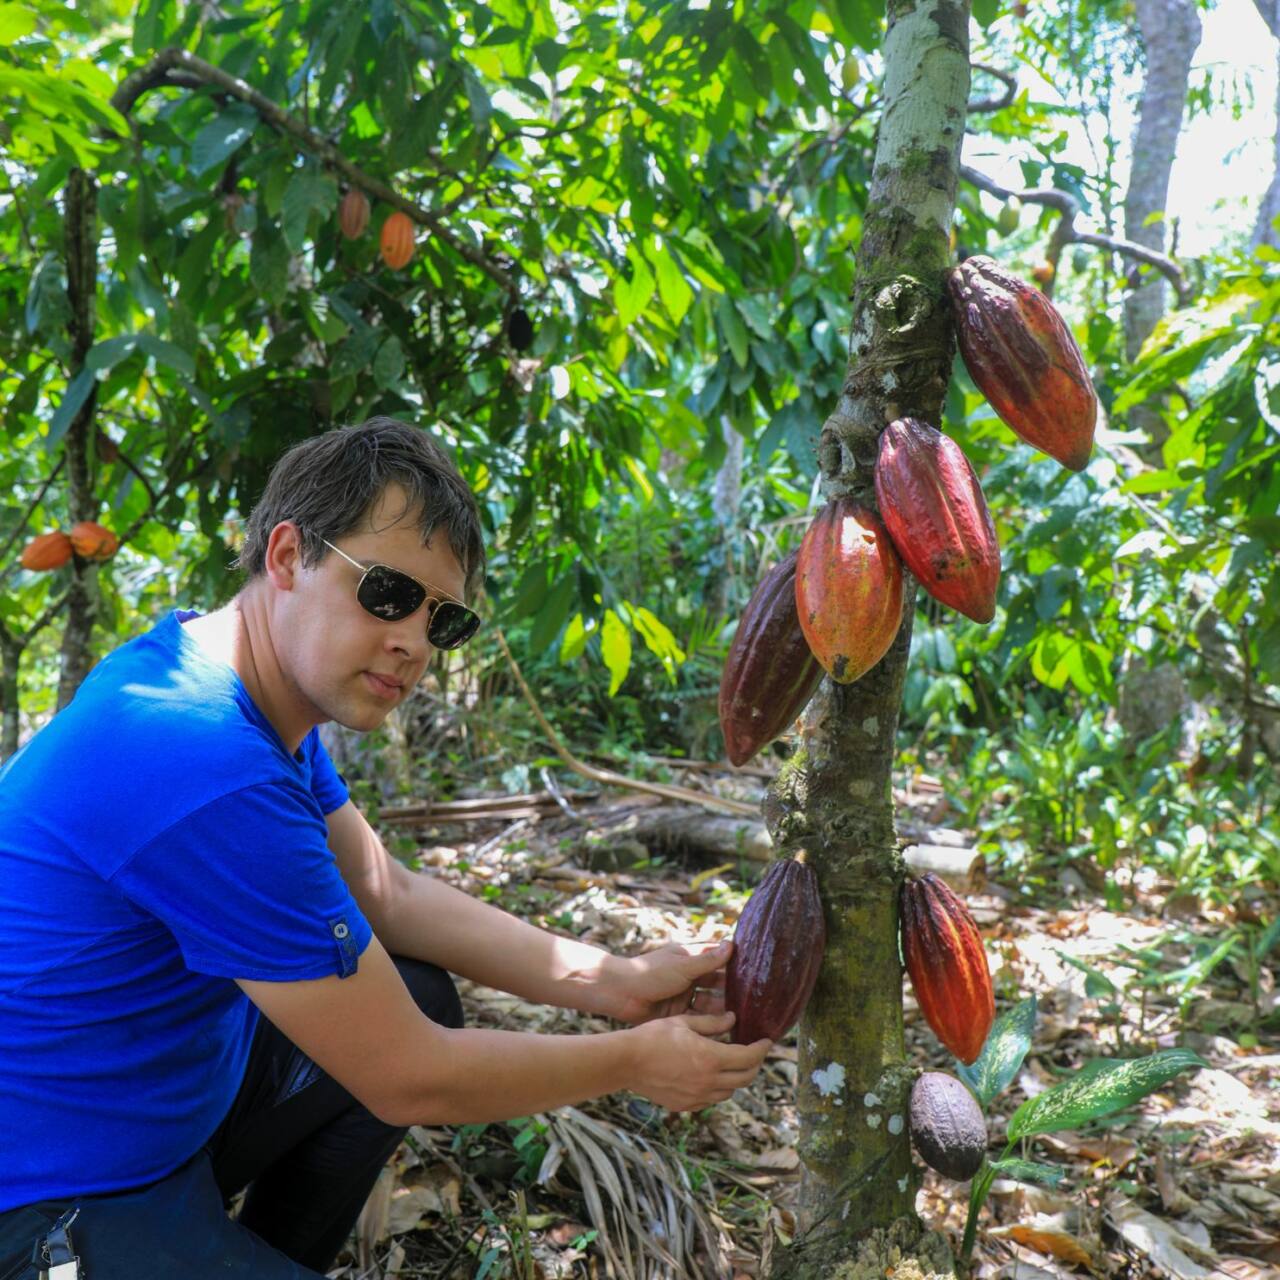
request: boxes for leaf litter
[325,773,1279,1280]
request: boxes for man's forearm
[375,862,627,1015]
[391,1023,635,1125]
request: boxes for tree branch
[959,164,1192,303]
[967,63,1017,113]
[111,49,514,291]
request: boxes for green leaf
[373,335,405,388]
[1007,1049,1205,1142]
[600,608,632,695]
[139,333,195,377]
[85,334,140,372]
[615,249,655,329]
[958,996,1036,1107]
[190,105,257,175]
[628,603,686,683]
[988,1158,1065,1188]
[718,295,749,368]
[281,170,339,252]
[0,5,37,43]
[559,613,588,662]
[528,574,575,653]
[971,0,1000,27]
[250,232,291,304]
[48,367,96,446]
[653,245,693,324]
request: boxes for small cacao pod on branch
[338,189,371,240]
[875,417,1000,624]
[69,520,119,562]
[947,255,1097,472]
[909,1071,987,1181]
[20,531,73,572]
[718,550,823,767]
[795,498,903,685]
[900,873,994,1064]
[725,854,825,1045]
[379,211,415,269]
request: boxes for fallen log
[593,806,985,894]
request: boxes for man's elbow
[361,1030,461,1127]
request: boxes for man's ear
[262,522,305,592]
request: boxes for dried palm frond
[538,1107,732,1280]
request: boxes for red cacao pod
[719,551,823,767]
[875,417,1000,624]
[795,498,903,685]
[909,1072,987,1181]
[69,520,119,562]
[947,255,1096,472]
[338,189,371,240]
[900,873,994,1064]
[726,854,825,1045]
[19,531,73,572]
[379,211,415,269]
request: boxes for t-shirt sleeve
[109,782,373,982]
[304,729,350,816]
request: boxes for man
[0,418,770,1279]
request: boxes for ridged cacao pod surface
[901,873,994,1064]
[69,521,119,562]
[719,551,823,767]
[20,531,73,572]
[338,189,370,240]
[947,255,1096,471]
[726,855,825,1045]
[795,499,903,685]
[910,1072,987,1181]
[875,418,1000,624]
[379,211,415,269]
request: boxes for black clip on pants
[0,957,463,1280]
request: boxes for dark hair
[236,418,485,597]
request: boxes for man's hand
[599,938,734,1025]
[624,1011,770,1110]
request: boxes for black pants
[0,958,463,1280]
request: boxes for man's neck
[182,595,312,755]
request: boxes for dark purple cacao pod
[910,1071,987,1181]
[947,255,1097,472]
[718,551,823,767]
[726,855,825,1045]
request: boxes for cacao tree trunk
[766,3,970,1274]
[1122,0,1200,454]
[56,167,102,710]
[1251,1,1280,250]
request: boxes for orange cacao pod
[900,873,994,1064]
[795,498,903,685]
[875,418,1000,624]
[947,255,1096,472]
[69,520,119,562]
[19,531,73,572]
[338,189,370,240]
[726,855,825,1045]
[379,211,415,269]
[718,551,823,767]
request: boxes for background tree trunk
[768,2,970,1274]
[1122,0,1201,455]
[1251,1,1280,249]
[56,168,101,710]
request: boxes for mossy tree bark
[766,3,970,1275]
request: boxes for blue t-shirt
[0,610,374,1211]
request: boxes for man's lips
[364,671,403,698]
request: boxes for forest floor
[325,768,1280,1280]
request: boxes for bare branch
[111,49,514,291]
[967,63,1017,113]
[958,164,1192,303]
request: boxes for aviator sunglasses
[320,538,481,650]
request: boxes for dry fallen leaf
[990,1223,1095,1268]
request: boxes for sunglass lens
[428,602,481,649]
[357,565,426,621]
